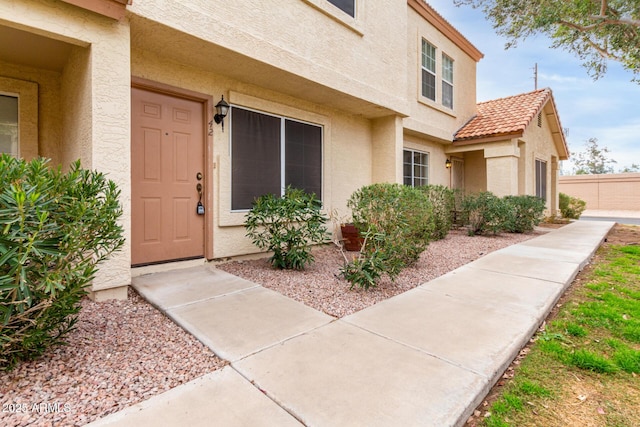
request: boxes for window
[535,159,547,201]
[421,40,436,101]
[442,54,454,109]
[0,95,19,157]
[403,149,429,187]
[231,107,322,210]
[327,0,355,17]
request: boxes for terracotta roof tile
[455,88,551,141]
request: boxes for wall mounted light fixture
[445,158,452,169]
[214,95,230,132]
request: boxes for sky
[428,1,640,173]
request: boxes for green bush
[503,195,546,233]
[559,192,586,219]
[341,183,433,289]
[419,185,455,240]
[244,187,328,270]
[0,155,124,370]
[461,191,509,235]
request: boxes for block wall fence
[558,173,640,210]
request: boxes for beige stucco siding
[0,0,131,294]
[132,49,376,258]
[404,6,478,142]
[0,62,58,161]
[128,0,409,118]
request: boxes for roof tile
[455,88,551,141]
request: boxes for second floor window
[421,40,436,101]
[442,54,454,109]
[327,0,355,17]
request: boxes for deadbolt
[196,183,202,193]
[196,172,203,181]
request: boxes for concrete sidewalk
[88,220,614,427]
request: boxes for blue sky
[428,1,640,173]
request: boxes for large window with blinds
[231,107,322,210]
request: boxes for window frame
[326,0,355,17]
[441,53,454,109]
[535,158,547,201]
[0,94,19,157]
[230,105,324,212]
[421,39,437,102]
[403,148,430,188]
[0,77,38,160]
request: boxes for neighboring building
[0,0,568,299]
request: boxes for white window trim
[442,53,454,109]
[421,39,437,102]
[403,148,430,187]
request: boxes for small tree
[456,0,640,81]
[573,138,617,175]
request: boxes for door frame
[131,76,214,261]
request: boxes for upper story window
[421,40,436,101]
[231,106,323,210]
[403,149,429,187]
[0,95,19,157]
[442,54,454,109]
[327,0,355,17]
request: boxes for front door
[131,87,205,266]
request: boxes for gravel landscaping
[0,290,226,427]
[0,226,549,426]
[218,227,549,318]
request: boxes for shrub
[503,195,546,233]
[461,191,509,235]
[559,192,586,219]
[419,185,456,240]
[244,187,328,270]
[0,155,124,370]
[341,183,433,289]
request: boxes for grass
[481,230,640,427]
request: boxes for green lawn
[481,236,640,427]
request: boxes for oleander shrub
[341,183,433,289]
[462,191,510,235]
[0,155,124,370]
[559,192,587,219]
[503,195,546,233]
[419,185,456,240]
[244,187,328,270]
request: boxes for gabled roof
[454,88,569,160]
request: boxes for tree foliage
[572,137,617,174]
[456,0,640,81]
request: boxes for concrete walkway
[88,220,614,427]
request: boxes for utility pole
[533,63,538,90]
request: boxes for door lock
[196,172,203,181]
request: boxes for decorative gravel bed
[0,289,226,427]
[219,227,548,318]
[0,227,549,427]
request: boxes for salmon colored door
[131,88,205,266]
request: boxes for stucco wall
[559,173,640,210]
[0,61,61,162]
[132,48,376,259]
[463,150,486,194]
[404,5,478,143]
[128,0,408,117]
[1,0,131,295]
